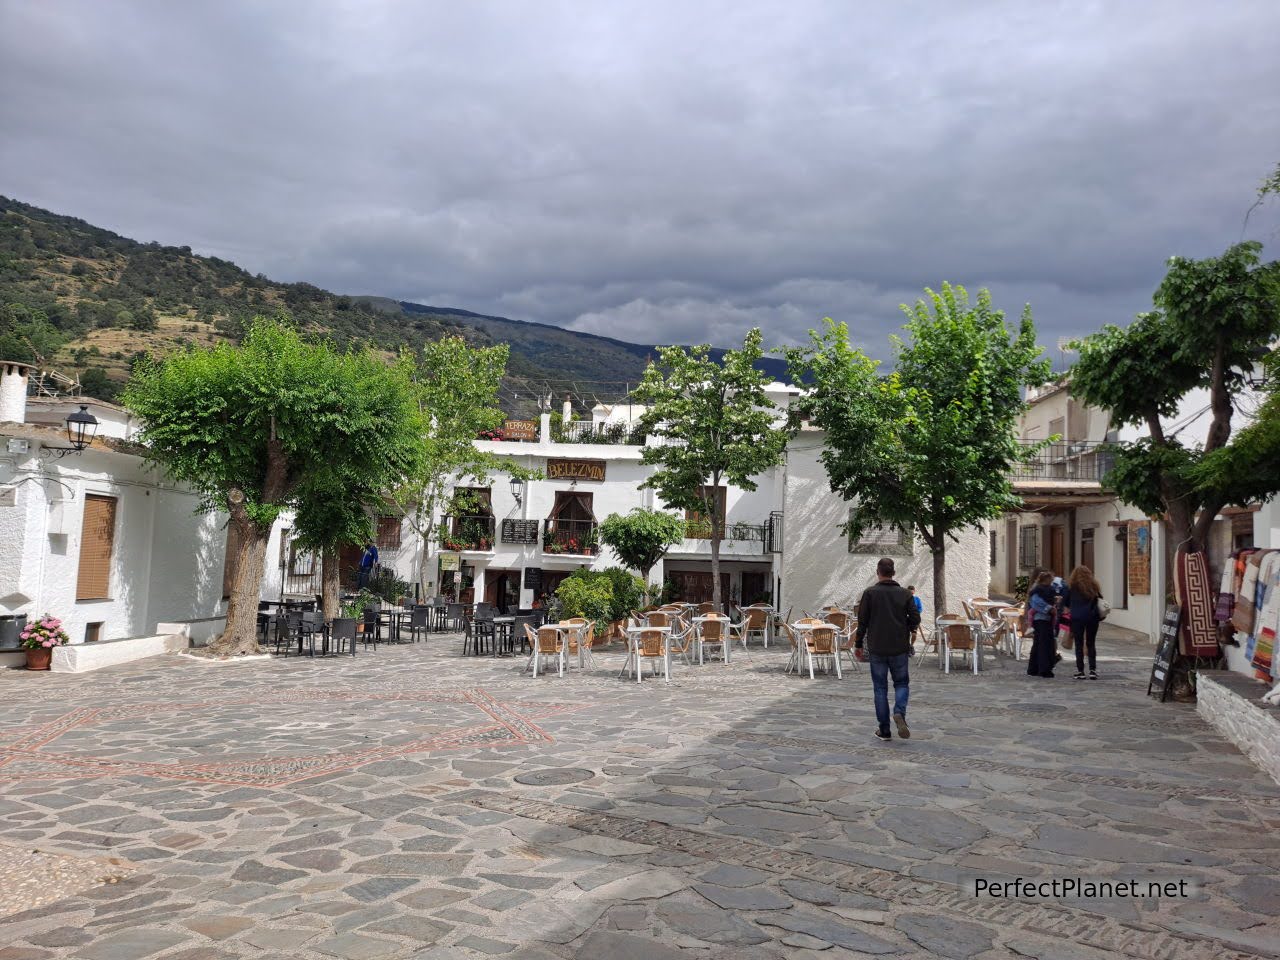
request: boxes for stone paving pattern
[2,629,1279,959]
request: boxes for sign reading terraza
[504,419,538,441]
[547,458,607,481]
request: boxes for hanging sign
[547,458,606,481]
[504,419,538,441]
[1146,603,1181,702]
[439,554,460,572]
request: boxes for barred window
[1019,525,1040,569]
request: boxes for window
[1018,525,1040,570]
[76,494,117,600]
[847,508,912,556]
[685,486,726,537]
[376,515,402,550]
[84,622,103,643]
[990,529,998,567]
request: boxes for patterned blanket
[1176,549,1219,657]
[1250,553,1280,681]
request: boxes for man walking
[856,557,921,741]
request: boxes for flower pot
[25,647,52,671]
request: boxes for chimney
[0,362,32,424]
[562,394,573,422]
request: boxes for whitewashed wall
[782,433,989,619]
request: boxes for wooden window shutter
[76,495,117,601]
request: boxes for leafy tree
[124,317,422,656]
[288,355,422,619]
[633,329,790,611]
[789,286,1049,621]
[77,367,117,402]
[1071,242,1280,557]
[598,508,686,603]
[392,337,536,595]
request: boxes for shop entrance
[668,571,730,604]
[483,570,521,614]
[741,570,770,605]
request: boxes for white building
[991,375,1272,658]
[0,362,227,662]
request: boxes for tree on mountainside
[1071,242,1280,558]
[790,286,1049,621]
[633,330,790,612]
[124,318,421,656]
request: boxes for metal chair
[803,625,842,679]
[404,606,431,643]
[626,628,669,682]
[328,617,358,656]
[360,607,381,650]
[697,616,730,664]
[529,625,566,678]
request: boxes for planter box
[50,633,188,674]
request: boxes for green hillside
[0,196,787,407]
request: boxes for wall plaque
[504,419,538,441]
[547,458,606,481]
[523,567,543,592]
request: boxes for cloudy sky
[2,1,1278,358]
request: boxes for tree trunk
[209,514,268,657]
[640,564,652,606]
[710,516,722,612]
[321,545,340,620]
[931,543,946,624]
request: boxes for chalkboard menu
[1147,603,1181,702]
[523,567,543,592]
[501,519,540,544]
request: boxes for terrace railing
[552,420,648,445]
[1012,440,1115,483]
[542,518,599,555]
[683,518,773,553]
[440,515,496,551]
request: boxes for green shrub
[555,571,614,630]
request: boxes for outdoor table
[787,621,830,675]
[621,624,671,682]
[935,617,984,674]
[378,606,409,642]
[552,622,593,668]
[492,616,516,656]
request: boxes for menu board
[523,567,543,592]
[501,519,541,544]
[1147,603,1181,702]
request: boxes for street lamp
[509,476,524,505]
[41,405,99,460]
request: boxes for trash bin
[0,614,27,650]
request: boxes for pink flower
[19,631,30,639]
[42,639,55,647]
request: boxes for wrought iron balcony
[552,420,648,445]
[542,518,599,555]
[440,515,496,551]
[1012,440,1115,482]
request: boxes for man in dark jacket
[856,557,921,741]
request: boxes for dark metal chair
[444,603,467,632]
[360,607,381,650]
[327,618,357,656]
[300,611,325,656]
[405,606,430,643]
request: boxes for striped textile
[1236,553,1264,638]
[1175,549,1219,657]
[1251,554,1280,681]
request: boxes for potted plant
[20,614,71,671]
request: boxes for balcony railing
[682,518,776,554]
[1012,441,1115,482]
[542,518,599,555]
[552,420,648,445]
[440,515,496,551]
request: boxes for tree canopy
[789,285,1049,618]
[125,317,422,655]
[598,508,686,602]
[633,329,791,610]
[1071,241,1280,553]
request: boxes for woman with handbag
[1063,565,1104,680]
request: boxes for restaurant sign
[504,419,538,441]
[547,458,606,482]
[439,553,460,572]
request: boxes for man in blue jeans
[358,541,379,588]
[855,557,921,741]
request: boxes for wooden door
[668,571,730,603]
[1081,529,1095,573]
[741,571,769,605]
[1049,526,1066,578]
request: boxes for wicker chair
[627,628,669,682]
[826,610,860,671]
[528,624,566,678]
[803,624,842,679]
[743,607,771,647]
[937,614,977,673]
[563,618,594,668]
[697,615,730,665]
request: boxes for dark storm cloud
[2,0,1278,357]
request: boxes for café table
[935,617,984,674]
[492,616,517,656]
[621,624,671,682]
[787,621,843,678]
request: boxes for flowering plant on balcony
[20,615,70,649]
[477,428,507,441]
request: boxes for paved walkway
[2,629,1279,960]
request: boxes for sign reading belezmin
[547,458,606,481]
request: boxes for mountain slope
[0,196,788,405]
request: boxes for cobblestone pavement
[2,629,1279,960]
